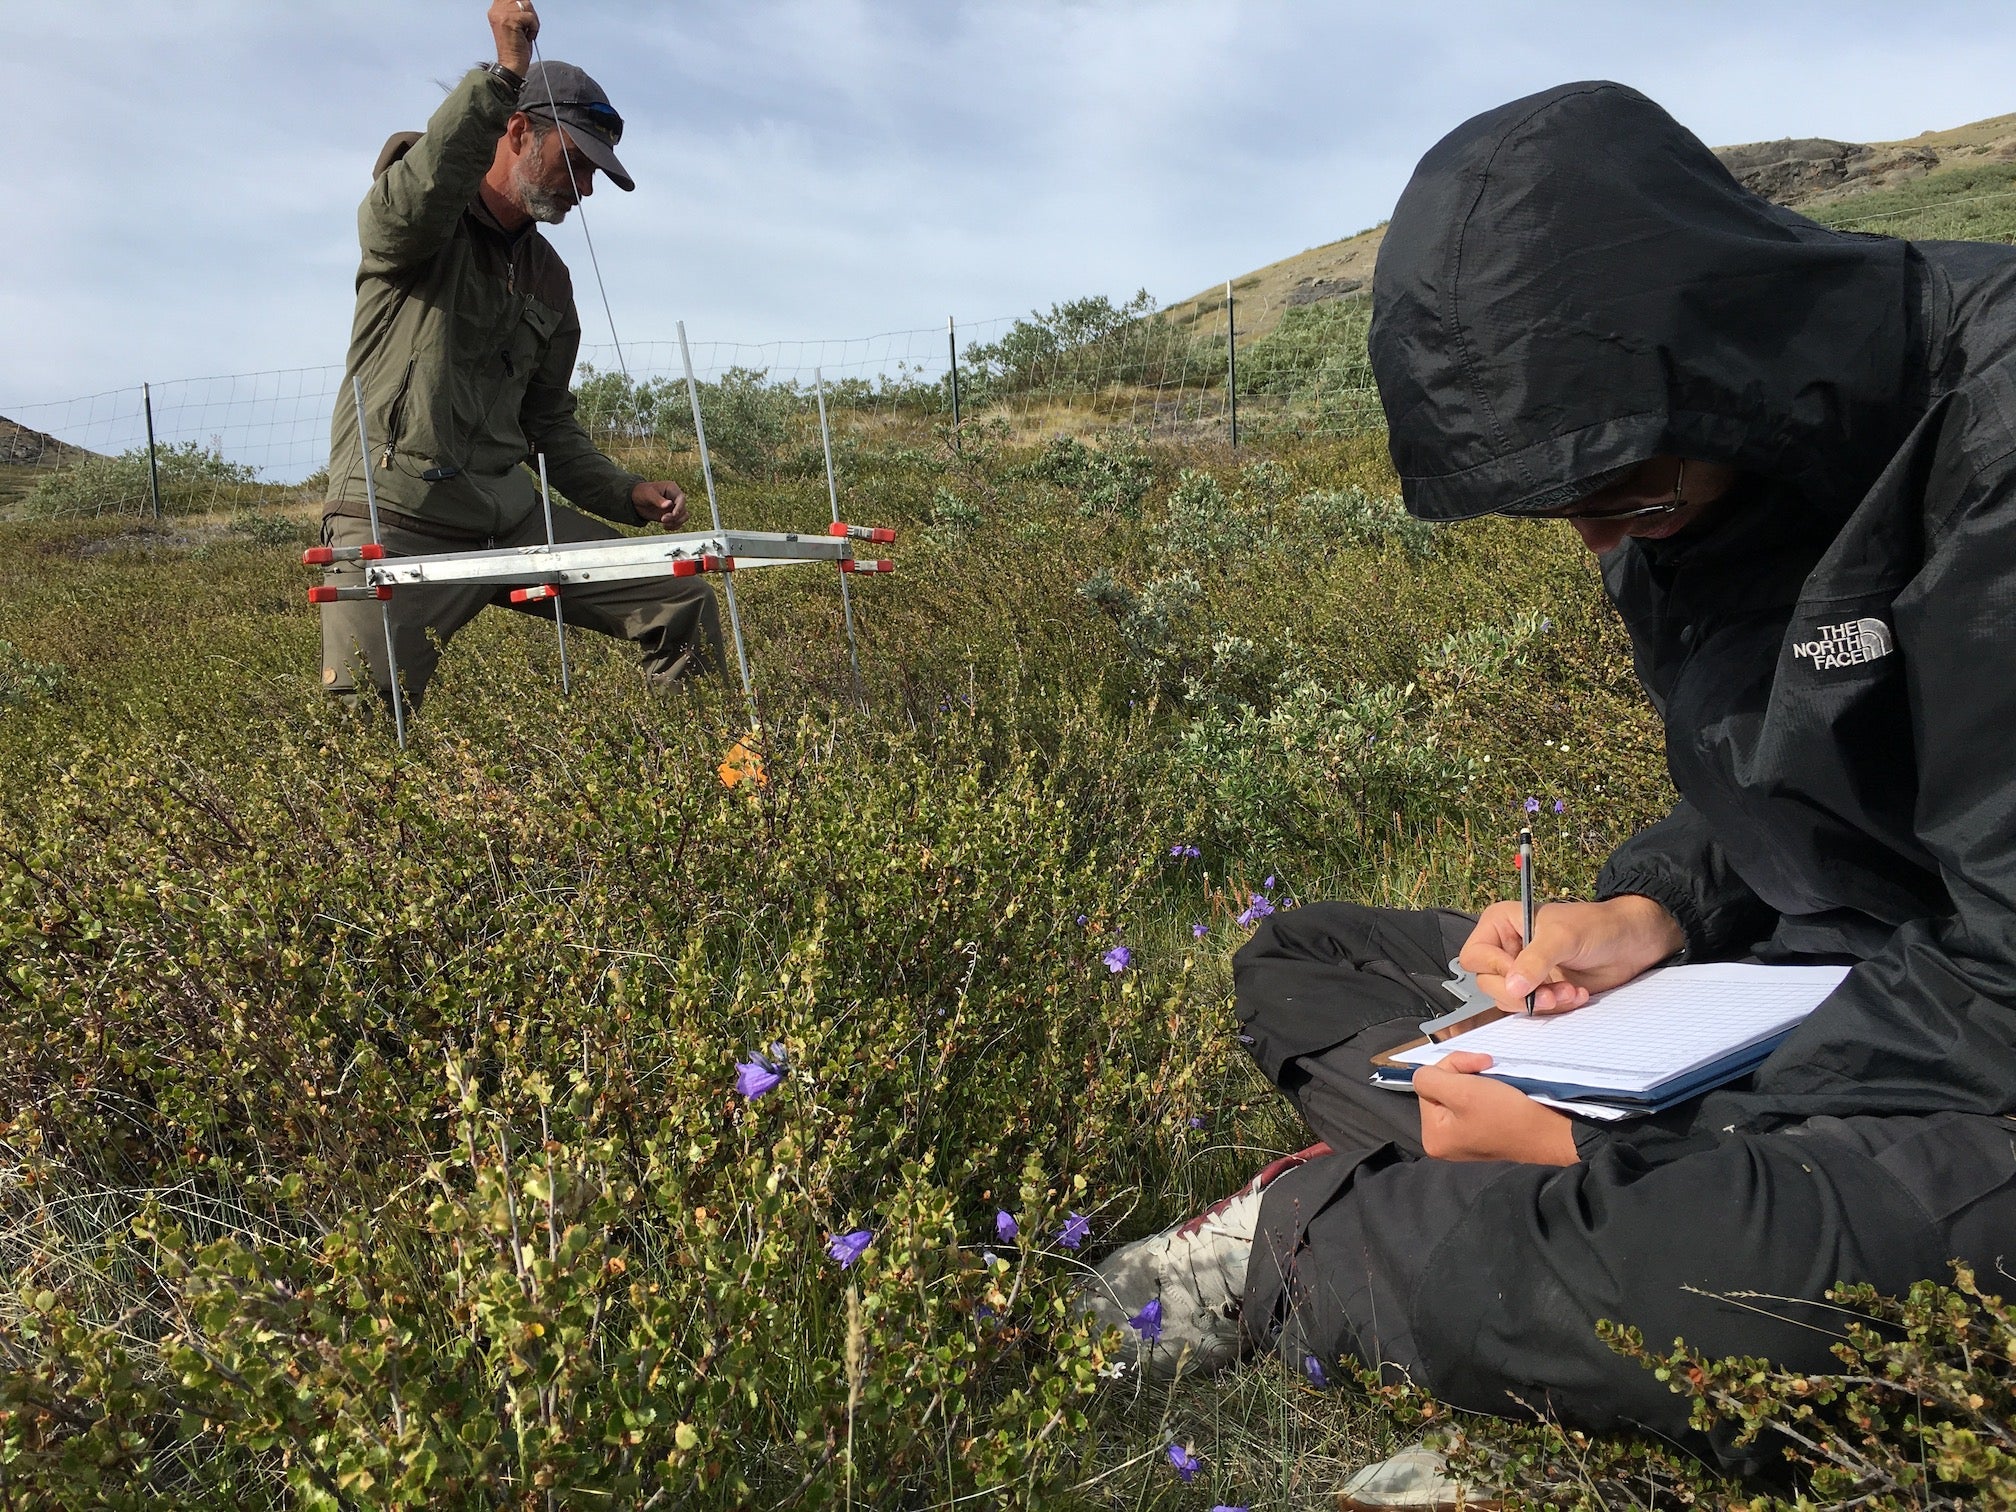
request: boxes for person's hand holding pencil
[1459,893,1688,1016]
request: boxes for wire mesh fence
[0,367,348,521]
[0,285,1383,522]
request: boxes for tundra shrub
[22,441,262,518]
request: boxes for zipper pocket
[379,356,419,469]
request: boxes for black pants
[1232,902,2016,1473]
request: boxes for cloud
[7,0,2014,417]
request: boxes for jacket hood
[1369,81,1920,521]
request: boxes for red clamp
[302,543,387,566]
[829,522,897,544]
[840,559,895,574]
[510,584,562,604]
[308,585,394,604]
[673,554,735,577]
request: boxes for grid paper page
[1391,963,1850,1094]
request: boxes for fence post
[947,316,962,453]
[1224,281,1239,450]
[142,381,163,520]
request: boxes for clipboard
[1367,957,1513,1073]
[1368,960,1851,1115]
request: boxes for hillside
[1162,109,2016,345]
[0,415,95,510]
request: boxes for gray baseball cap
[520,60,634,192]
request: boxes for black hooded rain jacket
[1369,80,2016,1142]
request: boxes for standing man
[319,0,723,709]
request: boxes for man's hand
[489,0,539,77]
[1459,894,1686,1016]
[1416,1052,1578,1164]
[632,479,690,529]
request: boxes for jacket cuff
[1594,873,1706,962]
[476,61,526,101]
[1571,1118,1615,1160]
[615,474,648,526]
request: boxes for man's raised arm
[358,2,541,274]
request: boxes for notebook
[1370,962,1851,1115]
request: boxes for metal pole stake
[142,382,163,522]
[535,453,571,695]
[351,375,407,749]
[1225,280,1239,450]
[947,316,962,453]
[815,368,865,707]
[676,321,758,718]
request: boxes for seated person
[1086,79,2016,1484]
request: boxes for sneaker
[1079,1141,1332,1378]
[1336,1443,1497,1510]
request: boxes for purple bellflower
[1058,1212,1090,1249]
[995,1209,1018,1243]
[1192,921,1208,938]
[1128,1297,1163,1340]
[735,1054,783,1099]
[1102,945,1132,973]
[1167,1442,1202,1482]
[1524,795,1542,814]
[826,1229,873,1269]
[1303,1353,1329,1386]
[1235,894,1276,929]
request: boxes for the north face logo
[1792,617,1893,670]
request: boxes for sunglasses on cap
[529,98,623,145]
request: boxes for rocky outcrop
[1717,138,1953,209]
[0,417,88,467]
[1285,276,1365,307]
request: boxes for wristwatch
[478,60,526,95]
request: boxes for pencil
[1519,826,1536,1015]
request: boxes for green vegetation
[17,441,268,520]
[1806,161,2016,242]
[9,424,2003,1508]
[0,425,1678,1507]
[3,157,2013,1507]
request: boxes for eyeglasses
[1537,460,1688,522]
[1550,497,1684,522]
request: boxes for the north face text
[1792,617,1894,670]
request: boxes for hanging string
[527,25,630,380]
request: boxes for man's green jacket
[325,67,642,541]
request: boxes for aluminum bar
[536,453,572,695]
[678,321,756,708]
[351,375,407,749]
[362,530,851,590]
[815,367,865,705]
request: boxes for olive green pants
[318,507,724,709]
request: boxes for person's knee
[1233,900,1403,974]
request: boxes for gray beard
[511,142,572,224]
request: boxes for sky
[6,0,2015,412]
